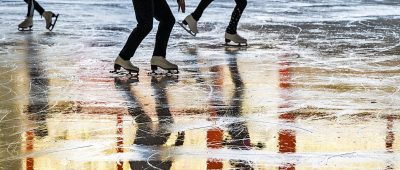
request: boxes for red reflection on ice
[26,131,34,170]
[278,58,296,170]
[116,113,124,170]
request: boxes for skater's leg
[24,0,45,16]
[26,0,34,17]
[226,0,247,34]
[153,0,175,57]
[191,0,213,21]
[150,0,178,72]
[119,0,154,60]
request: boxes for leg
[226,0,247,34]
[24,0,45,16]
[26,0,34,17]
[119,0,154,60]
[153,0,175,57]
[191,0,213,21]
[149,0,178,73]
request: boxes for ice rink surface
[1,0,400,169]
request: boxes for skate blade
[147,70,179,77]
[224,42,248,47]
[18,27,33,31]
[177,22,196,36]
[147,72,179,78]
[48,14,59,31]
[110,70,139,77]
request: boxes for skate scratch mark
[358,20,400,54]
[284,24,302,45]
[1,144,96,162]
[207,84,214,100]
[0,84,12,100]
[323,152,357,165]
[147,151,163,170]
[0,63,18,77]
[0,112,8,123]
[376,30,400,53]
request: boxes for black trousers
[119,0,175,60]
[191,0,247,34]
[24,0,45,17]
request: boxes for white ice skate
[112,56,139,75]
[225,32,248,46]
[150,56,179,75]
[42,11,59,31]
[18,17,33,31]
[178,15,198,36]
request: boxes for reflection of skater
[130,77,185,169]
[179,0,247,45]
[113,76,185,169]
[18,0,59,31]
[206,57,257,169]
[113,0,186,75]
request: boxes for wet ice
[1,0,400,169]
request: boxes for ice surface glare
[1,0,400,169]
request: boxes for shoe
[42,11,59,31]
[184,15,198,34]
[225,32,247,45]
[150,56,178,73]
[114,56,139,74]
[18,17,33,30]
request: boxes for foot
[183,15,198,34]
[225,32,247,44]
[18,17,33,29]
[114,56,139,74]
[150,56,178,73]
[42,11,56,30]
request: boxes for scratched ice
[0,0,399,169]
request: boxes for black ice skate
[148,56,179,76]
[178,15,198,36]
[42,11,59,31]
[111,56,139,76]
[18,17,33,31]
[225,32,248,46]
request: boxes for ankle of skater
[118,54,131,61]
[226,29,237,35]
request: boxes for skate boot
[150,56,179,75]
[178,15,198,36]
[225,32,248,46]
[42,11,59,31]
[112,56,139,75]
[18,17,33,31]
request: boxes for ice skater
[18,0,59,31]
[113,0,186,75]
[179,0,248,46]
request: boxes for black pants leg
[119,0,154,60]
[119,0,174,60]
[24,0,45,16]
[226,0,247,34]
[191,0,213,21]
[153,0,175,57]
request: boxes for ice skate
[149,56,179,75]
[18,17,33,31]
[178,15,198,36]
[42,11,59,31]
[225,32,248,46]
[111,56,139,75]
